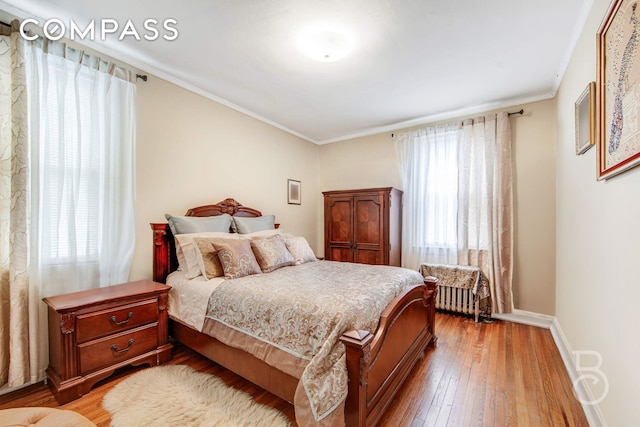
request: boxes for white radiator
[420,263,490,322]
[436,285,479,321]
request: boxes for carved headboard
[150,198,265,283]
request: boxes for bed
[150,198,438,427]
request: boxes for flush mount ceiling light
[298,26,354,62]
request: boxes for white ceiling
[1,0,590,143]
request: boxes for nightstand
[43,280,173,404]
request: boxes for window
[420,128,459,249]
[39,66,101,264]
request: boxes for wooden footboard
[169,318,298,404]
[341,277,438,427]
[171,278,437,427]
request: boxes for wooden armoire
[323,187,402,266]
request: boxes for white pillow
[282,235,317,265]
[238,229,283,239]
[175,232,238,279]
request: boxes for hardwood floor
[0,313,589,426]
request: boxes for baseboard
[491,309,554,329]
[491,309,607,426]
[0,380,43,401]
[550,319,607,427]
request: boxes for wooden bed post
[340,277,439,427]
[150,223,171,283]
[423,275,438,346]
[341,329,374,427]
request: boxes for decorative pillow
[213,239,262,279]
[174,232,237,279]
[165,213,233,235]
[192,237,228,280]
[250,234,295,273]
[282,235,317,265]
[238,229,282,239]
[231,215,275,234]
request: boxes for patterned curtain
[459,113,514,314]
[0,22,45,388]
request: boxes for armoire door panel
[329,247,354,263]
[327,198,353,244]
[354,196,383,246]
[354,249,382,265]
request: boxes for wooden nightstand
[43,280,173,404]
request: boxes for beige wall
[318,99,557,315]
[511,99,557,315]
[556,0,640,424]
[130,77,320,281]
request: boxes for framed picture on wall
[596,0,640,179]
[287,179,301,205]
[575,82,596,155]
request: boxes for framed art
[287,179,301,205]
[576,82,596,155]
[596,0,640,179]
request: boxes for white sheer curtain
[395,112,514,314]
[26,38,137,297]
[0,22,136,390]
[395,124,462,269]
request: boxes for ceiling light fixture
[298,26,354,63]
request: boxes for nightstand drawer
[76,299,158,343]
[77,323,159,375]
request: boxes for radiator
[420,263,490,322]
[436,285,479,322]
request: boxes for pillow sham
[231,215,275,234]
[238,229,283,239]
[192,237,227,280]
[165,213,233,235]
[174,232,237,279]
[282,235,317,265]
[250,234,295,273]
[213,239,262,279]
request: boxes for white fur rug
[102,365,291,427]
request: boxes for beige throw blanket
[205,261,424,422]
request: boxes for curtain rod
[0,20,148,82]
[391,108,525,137]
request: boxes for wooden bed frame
[150,198,438,427]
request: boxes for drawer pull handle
[109,311,133,326]
[111,338,135,354]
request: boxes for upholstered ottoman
[0,407,95,427]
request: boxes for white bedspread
[166,270,225,331]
